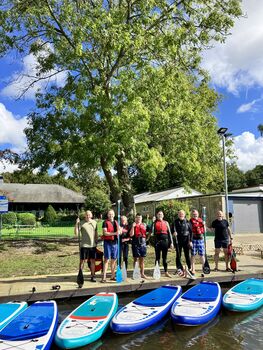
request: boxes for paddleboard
[223,278,263,312]
[111,285,182,333]
[0,301,27,331]
[0,300,58,350]
[55,292,118,349]
[171,281,222,326]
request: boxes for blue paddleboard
[0,300,58,350]
[223,278,263,312]
[55,292,118,349]
[111,285,182,333]
[0,301,27,331]
[171,281,222,326]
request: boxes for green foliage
[227,164,246,191]
[84,188,111,217]
[44,205,57,224]
[245,165,263,187]
[0,0,242,210]
[2,211,17,225]
[17,213,36,226]
[156,200,191,224]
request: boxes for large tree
[0,0,242,213]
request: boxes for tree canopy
[0,0,242,212]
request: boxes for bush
[44,205,57,224]
[17,213,36,226]
[2,212,17,225]
[155,200,190,224]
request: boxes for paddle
[76,208,84,288]
[174,236,184,273]
[202,207,211,275]
[229,244,237,272]
[116,199,123,283]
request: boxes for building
[134,187,203,217]
[0,177,85,214]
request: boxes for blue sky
[0,0,262,174]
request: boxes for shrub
[2,212,17,225]
[155,200,190,224]
[17,213,36,226]
[44,205,57,224]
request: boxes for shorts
[132,243,147,258]
[191,239,205,256]
[80,247,96,260]
[214,240,228,249]
[103,240,118,260]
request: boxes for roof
[135,187,202,204]
[231,185,263,193]
[0,183,86,204]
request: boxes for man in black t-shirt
[211,210,233,272]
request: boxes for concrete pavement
[0,234,262,302]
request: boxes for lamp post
[217,127,229,222]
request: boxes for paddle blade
[230,250,237,272]
[132,261,141,280]
[77,268,84,287]
[121,263,127,281]
[203,254,211,274]
[116,266,123,283]
[153,262,161,280]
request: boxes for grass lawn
[0,240,217,278]
[1,221,104,240]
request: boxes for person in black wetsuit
[171,210,193,276]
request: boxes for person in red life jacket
[130,213,148,279]
[119,215,131,270]
[151,211,174,278]
[189,209,205,276]
[101,209,119,283]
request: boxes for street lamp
[217,127,229,221]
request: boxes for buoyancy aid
[121,224,130,239]
[134,223,147,238]
[103,219,118,241]
[190,218,204,236]
[154,220,169,235]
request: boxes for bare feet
[165,272,172,278]
[141,274,148,279]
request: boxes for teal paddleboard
[223,278,263,312]
[55,292,118,349]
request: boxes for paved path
[0,234,262,302]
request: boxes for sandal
[110,277,116,281]
[226,268,232,272]
[101,279,107,283]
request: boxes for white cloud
[233,132,263,171]
[0,103,28,153]
[202,0,263,94]
[237,96,263,113]
[1,52,66,100]
[0,160,20,173]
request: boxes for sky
[0,0,263,174]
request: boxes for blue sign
[0,196,8,213]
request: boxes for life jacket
[190,218,204,236]
[103,219,118,241]
[154,220,169,235]
[134,223,147,238]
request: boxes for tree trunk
[100,156,121,204]
[116,154,135,216]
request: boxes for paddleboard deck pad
[111,285,182,333]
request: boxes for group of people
[75,208,233,283]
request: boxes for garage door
[232,199,263,233]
